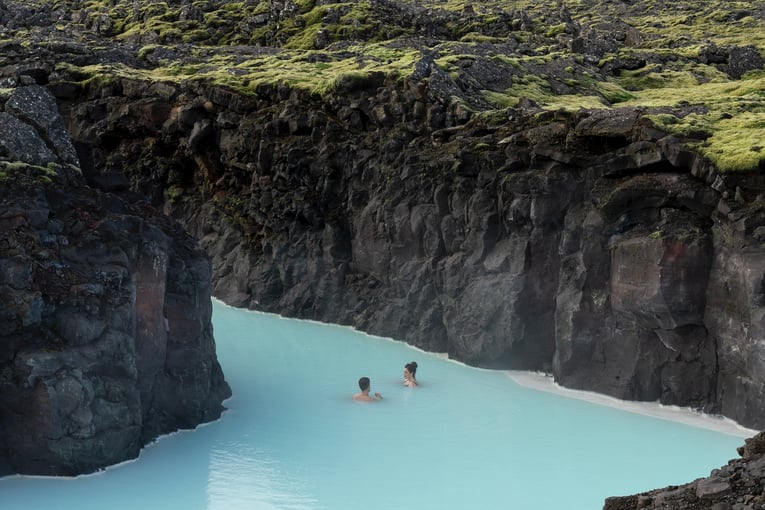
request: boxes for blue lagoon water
[1,301,753,509]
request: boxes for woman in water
[403,361,418,387]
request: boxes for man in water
[353,377,383,402]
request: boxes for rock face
[0,85,231,476]
[53,69,765,432]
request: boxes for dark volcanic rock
[55,65,765,434]
[0,85,230,476]
[604,432,765,510]
[6,85,80,165]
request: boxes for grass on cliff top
[48,0,765,172]
[625,5,765,50]
[58,0,765,56]
[60,47,765,172]
[225,44,416,94]
[59,43,420,97]
[637,73,765,172]
[564,0,765,48]
[71,0,415,47]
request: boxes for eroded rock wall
[0,85,230,476]
[55,72,765,431]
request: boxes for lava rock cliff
[0,83,230,476]
[57,67,765,431]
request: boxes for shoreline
[507,370,759,439]
[217,300,760,439]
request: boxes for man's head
[358,377,370,391]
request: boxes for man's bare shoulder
[353,393,380,402]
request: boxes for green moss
[294,0,317,13]
[280,1,406,49]
[166,184,185,203]
[482,90,517,108]
[647,112,714,137]
[545,23,567,37]
[703,112,765,172]
[474,109,511,126]
[640,74,765,172]
[107,42,413,98]
[137,44,159,61]
[459,33,507,43]
[181,29,213,44]
[547,95,611,110]
[0,161,57,185]
[596,82,636,104]
[282,22,323,50]
[501,74,550,104]
[317,69,378,95]
[615,63,711,91]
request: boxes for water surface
[1,301,752,509]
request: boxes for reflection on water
[0,300,754,510]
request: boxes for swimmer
[353,376,383,402]
[403,361,418,387]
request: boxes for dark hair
[358,377,370,391]
[405,361,418,376]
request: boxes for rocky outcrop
[0,84,230,476]
[604,432,765,510]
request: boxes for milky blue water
[1,301,751,509]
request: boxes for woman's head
[404,361,418,378]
